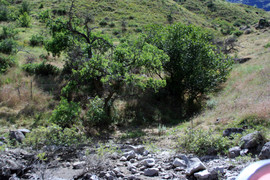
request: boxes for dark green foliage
[85,96,110,128]
[39,3,44,9]
[39,10,51,23]
[19,1,30,14]
[50,98,81,128]
[0,26,18,40]
[0,38,17,54]
[0,54,14,73]
[109,22,115,28]
[17,12,31,27]
[22,62,59,76]
[146,23,233,113]
[45,32,69,57]
[99,19,108,27]
[233,30,243,37]
[52,8,66,16]
[29,34,44,46]
[0,5,8,21]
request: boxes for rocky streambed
[1,129,270,180]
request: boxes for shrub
[17,12,31,27]
[0,38,17,54]
[0,55,15,73]
[39,10,50,23]
[50,98,81,128]
[233,30,243,37]
[85,96,110,129]
[29,34,44,46]
[0,5,8,21]
[39,3,44,9]
[22,62,59,76]
[19,1,30,14]
[109,22,115,28]
[99,19,108,27]
[178,129,231,155]
[23,124,88,149]
[146,23,233,114]
[0,26,18,40]
[264,42,270,48]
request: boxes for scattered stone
[128,145,145,155]
[9,130,25,143]
[143,158,155,167]
[173,158,186,167]
[73,161,86,169]
[194,170,211,180]
[240,149,249,156]
[229,147,241,158]
[186,157,207,175]
[120,156,127,161]
[223,128,244,137]
[255,19,270,29]
[234,57,251,64]
[0,136,6,141]
[17,129,30,135]
[240,131,265,150]
[259,141,270,160]
[130,159,135,163]
[244,29,252,34]
[174,166,185,171]
[143,150,149,156]
[0,142,4,146]
[123,150,136,160]
[144,168,159,176]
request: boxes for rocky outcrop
[259,141,270,160]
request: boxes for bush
[264,42,270,48]
[85,96,110,128]
[0,38,17,54]
[146,23,233,114]
[0,54,15,73]
[23,124,88,149]
[39,10,50,23]
[0,5,8,21]
[22,62,59,76]
[19,1,30,14]
[29,34,44,46]
[178,129,231,155]
[109,22,115,28]
[50,98,81,128]
[0,26,18,40]
[233,30,243,37]
[99,19,108,27]
[17,12,31,27]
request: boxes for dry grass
[191,30,270,130]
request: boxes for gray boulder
[259,141,270,160]
[223,128,244,137]
[143,158,155,167]
[123,150,136,160]
[186,157,207,175]
[194,170,212,180]
[9,131,25,143]
[240,131,265,150]
[73,161,86,169]
[229,147,241,158]
[144,168,159,176]
[17,129,30,135]
[173,158,186,167]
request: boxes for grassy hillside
[0,0,269,132]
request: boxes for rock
[123,150,136,160]
[127,145,145,155]
[240,131,265,150]
[0,136,6,141]
[9,131,25,143]
[240,149,249,156]
[0,142,4,146]
[173,158,186,167]
[255,19,270,29]
[73,161,86,169]
[244,28,252,34]
[144,168,159,177]
[143,150,149,156]
[234,57,251,64]
[17,129,30,135]
[259,141,270,160]
[229,147,241,158]
[186,157,207,175]
[223,128,244,137]
[120,156,127,161]
[143,158,155,167]
[194,170,211,180]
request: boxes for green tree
[146,23,233,114]
[17,12,31,27]
[47,0,169,127]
